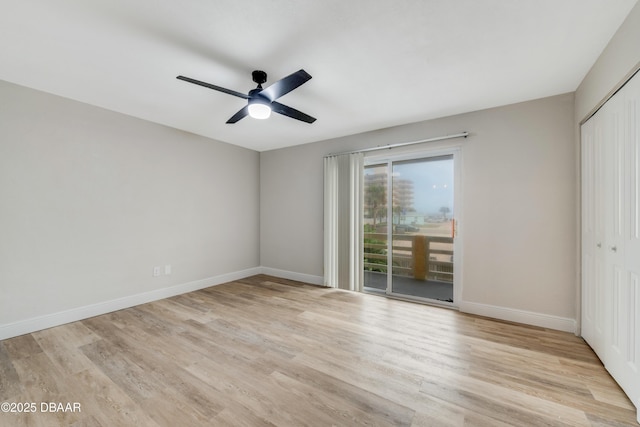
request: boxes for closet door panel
[594,118,607,350]
[582,71,640,420]
[581,117,606,357]
[622,71,640,412]
[581,118,595,346]
[603,92,628,383]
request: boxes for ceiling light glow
[248,102,271,119]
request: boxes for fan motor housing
[252,70,267,85]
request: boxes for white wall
[0,80,260,338]
[261,93,576,330]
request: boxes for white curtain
[323,152,364,291]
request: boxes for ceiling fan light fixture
[177,69,315,123]
[248,98,271,119]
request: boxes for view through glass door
[363,154,457,304]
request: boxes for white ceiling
[1,1,637,152]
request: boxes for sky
[366,156,454,215]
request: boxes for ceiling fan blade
[226,105,249,123]
[177,75,249,99]
[260,69,312,102]
[271,101,316,123]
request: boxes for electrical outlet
[153,266,161,277]
[164,264,172,275]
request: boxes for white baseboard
[255,271,579,334]
[459,301,577,333]
[3,269,576,341]
[258,267,325,286]
[0,267,262,341]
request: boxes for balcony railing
[364,233,453,282]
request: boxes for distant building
[364,171,415,223]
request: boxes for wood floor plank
[0,342,22,402]
[269,369,409,427]
[69,367,161,427]
[184,353,315,426]
[32,328,96,375]
[0,275,638,426]
[10,352,84,427]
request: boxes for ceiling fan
[176,69,316,124]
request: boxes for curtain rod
[324,132,469,158]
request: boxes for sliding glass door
[363,150,460,305]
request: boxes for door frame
[364,143,463,307]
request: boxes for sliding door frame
[364,143,464,307]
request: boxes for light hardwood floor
[0,275,637,426]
